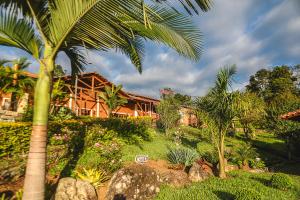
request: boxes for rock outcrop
[106,164,162,200]
[55,177,97,200]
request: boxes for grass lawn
[155,170,300,200]
[122,131,183,162]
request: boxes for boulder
[188,161,213,182]
[55,177,97,200]
[106,164,162,200]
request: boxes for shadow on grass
[181,137,199,149]
[59,131,86,177]
[213,190,235,200]
[250,176,270,187]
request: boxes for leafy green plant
[249,159,266,169]
[235,188,262,200]
[75,168,108,187]
[270,173,294,190]
[230,142,257,168]
[167,147,198,167]
[196,141,218,164]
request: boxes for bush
[97,117,153,144]
[166,147,198,167]
[270,173,294,190]
[196,141,218,164]
[235,188,262,200]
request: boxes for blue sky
[1,0,300,98]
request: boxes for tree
[238,92,265,139]
[196,65,240,178]
[98,85,128,118]
[0,59,35,111]
[246,66,297,101]
[174,92,192,106]
[157,96,181,132]
[0,0,211,198]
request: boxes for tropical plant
[75,168,108,188]
[196,65,241,178]
[0,0,211,198]
[167,147,198,168]
[98,85,128,118]
[230,142,257,168]
[0,58,35,111]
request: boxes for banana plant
[0,0,211,199]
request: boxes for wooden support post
[96,98,100,117]
[69,94,73,110]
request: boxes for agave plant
[167,147,198,168]
[75,168,108,188]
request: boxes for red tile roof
[280,109,300,121]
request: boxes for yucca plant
[75,168,108,188]
[0,0,212,199]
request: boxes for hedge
[0,116,153,159]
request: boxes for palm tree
[0,59,35,111]
[98,85,128,118]
[0,0,212,199]
[196,65,240,178]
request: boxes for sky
[1,0,300,98]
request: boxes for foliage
[270,173,294,190]
[230,142,257,167]
[156,96,181,132]
[98,85,128,118]
[166,147,198,167]
[195,65,241,178]
[97,117,153,144]
[173,92,192,106]
[196,141,218,164]
[155,170,300,200]
[246,66,298,101]
[234,188,262,200]
[75,168,108,187]
[237,92,266,138]
[50,79,68,114]
[49,107,76,121]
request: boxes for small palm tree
[99,85,128,118]
[0,59,35,111]
[196,65,241,178]
[0,0,212,198]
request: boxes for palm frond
[0,6,42,59]
[62,47,88,77]
[155,0,212,14]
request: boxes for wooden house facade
[53,72,160,119]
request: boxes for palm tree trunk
[218,133,226,178]
[22,58,53,200]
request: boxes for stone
[55,177,97,200]
[188,161,213,182]
[106,164,161,200]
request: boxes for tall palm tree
[99,84,128,118]
[0,0,212,199]
[196,65,240,178]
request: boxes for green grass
[155,170,300,200]
[122,131,183,161]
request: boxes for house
[1,71,198,126]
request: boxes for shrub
[166,147,198,167]
[97,117,153,144]
[270,173,294,190]
[235,188,262,200]
[75,168,108,187]
[196,141,218,164]
[230,142,257,168]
